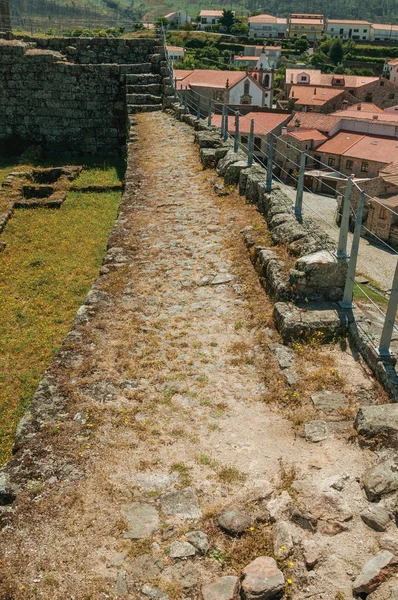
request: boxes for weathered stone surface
[392,585,398,599]
[195,130,222,149]
[273,521,294,560]
[200,148,217,169]
[241,557,285,600]
[125,555,164,580]
[202,576,240,600]
[0,472,18,506]
[354,405,398,448]
[294,250,347,293]
[186,530,209,554]
[305,420,329,442]
[160,487,202,519]
[211,273,235,285]
[291,509,318,533]
[267,491,294,523]
[115,569,128,595]
[142,584,169,600]
[311,491,353,523]
[271,218,307,246]
[311,390,349,412]
[316,555,353,598]
[380,535,398,555]
[120,502,159,539]
[217,150,247,177]
[135,472,178,492]
[269,343,295,370]
[273,301,349,344]
[360,505,391,532]
[217,509,251,535]
[215,140,234,164]
[362,458,398,501]
[353,551,398,594]
[225,161,249,185]
[163,562,199,588]
[302,538,320,568]
[169,541,196,559]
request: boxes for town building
[287,85,358,113]
[384,58,398,85]
[198,10,234,30]
[273,128,328,183]
[288,14,324,40]
[174,68,273,109]
[163,11,191,28]
[234,45,281,69]
[166,46,186,63]
[248,14,288,39]
[325,19,371,41]
[371,23,398,41]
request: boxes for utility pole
[0,0,12,33]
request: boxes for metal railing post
[378,259,398,359]
[224,107,229,142]
[184,87,188,112]
[221,104,226,138]
[339,190,366,308]
[196,92,200,121]
[234,111,240,153]
[336,175,353,260]
[207,98,213,127]
[294,152,306,220]
[266,133,274,193]
[248,119,254,167]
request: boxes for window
[354,28,359,32]
[340,28,344,34]
[331,27,334,32]
[361,162,369,172]
[314,154,321,165]
[254,137,262,150]
[328,157,336,166]
[379,207,387,220]
[389,93,395,99]
[241,136,248,144]
[365,93,372,102]
[286,143,291,149]
[380,80,385,86]
[346,159,353,169]
[362,36,367,40]
[244,80,250,95]
[364,29,368,32]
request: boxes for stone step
[125,73,162,85]
[126,83,162,95]
[120,63,152,74]
[127,104,162,114]
[127,93,162,105]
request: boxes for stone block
[354,405,398,448]
[216,149,247,177]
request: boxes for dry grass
[217,466,247,485]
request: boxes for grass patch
[217,466,246,484]
[0,185,121,464]
[72,159,124,188]
[353,280,389,308]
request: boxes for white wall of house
[371,25,398,41]
[229,78,267,107]
[165,11,191,26]
[385,63,398,84]
[325,22,370,40]
[249,21,287,39]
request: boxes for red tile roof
[317,131,398,164]
[331,109,398,123]
[288,129,328,142]
[249,14,277,23]
[286,69,379,88]
[199,10,224,16]
[327,19,371,24]
[174,69,246,90]
[288,112,341,134]
[289,85,346,106]
[212,111,290,135]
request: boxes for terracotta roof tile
[317,131,398,163]
[289,85,346,106]
[174,69,246,90]
[288,129,328,142]
[212,111,290,135]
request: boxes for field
[0,158,123,465]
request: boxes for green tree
[330,39,344,65]
[219,9,235,33]
[231,21,249,35]
[294,36,310,54]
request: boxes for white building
[371,23,398,41]
[166,46,186,63]
[248,14,288,39]
[325,19,371,41]
[384,59,398,85]
[164,11,191,28]
[175,68,273,108]
[234,45,281,69]
[198,10,233,30]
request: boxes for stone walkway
[0,112,396,600]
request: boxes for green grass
[353,277,389,308]
[73,161,124,187]
[0,168,122,465]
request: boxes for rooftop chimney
[357,103,362,111]
[282,127,287,135]
[373,115,379,120]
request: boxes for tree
[294,36,310,54]
[330,39,344,65]
[219,9,235,33]
[231,21,249,36]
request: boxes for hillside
[10,0,398,29]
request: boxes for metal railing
[161,31,398,362]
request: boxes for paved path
[0,113,381,599]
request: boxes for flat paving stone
[160,487,202,519]
[120,502,159,539]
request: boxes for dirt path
[0,113,390,600]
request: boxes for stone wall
[0,37,157,155]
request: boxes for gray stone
[354,405,398,448]
[0,472,18,506]
[353,551,398,594]
[160,487,202,519]
[224,161,249,186]
[380,535,398,555]
[392,585,398,599]
[305,420,329,442]
[195,130,221,149]
[142,584,169,600]
[120,502,159,539]
[202,576,240,600]
[125,555,164,580]
[217,510,251,535]
[269,342,295,370]
[164,562,199,588]
[200,148,217,169]
[311,491,353,523]
[316,555,353,598]
[73,410,88,425]
[302,538,320,568]
[360,505,391,532]
[362,457,398,501]
[169,541,196,559]
[291,509,317,532]
[294,250,347,291]
[241,556,285,600]
[273,521,294,560]
[284,368,299,386]
[217,149,247,177]
[267,491,294,523]
[135,472,178,492]
[108,552,126,567]
[115,569,128,595]
[186,531,209,554]
[273,301,349,344]
[211,273,235,285]
[311,390,349,412]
